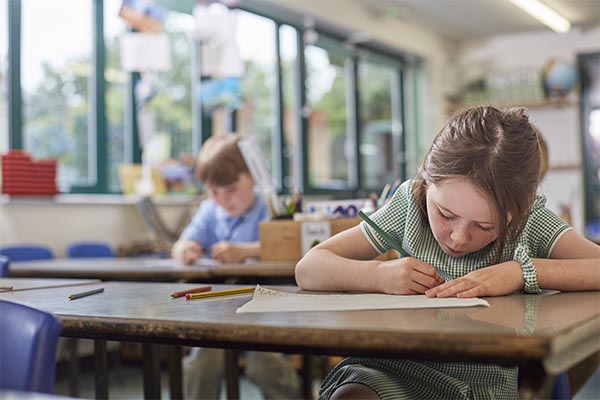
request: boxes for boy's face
[426,177,499,257]
[206,172,256,217]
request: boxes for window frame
[7,0,413,198]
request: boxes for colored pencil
[186,286,255,300]
[170,285,212,298]
[0,286,14,290]
[68,287,104,301]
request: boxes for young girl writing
[296,106,600,399]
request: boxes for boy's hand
[211,241,246,263]
[171,240,204,265]
[425,261,524,298]
[375,257,445,295]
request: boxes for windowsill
[0,193,204,206]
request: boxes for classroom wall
[0,198,198,257]
[455,26,600,233]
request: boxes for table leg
[519,362,555,400]
[224,349,240,400]
[94,339,108,400]
[302,354,314,399]
[67,338,79,397]
[167,345,183,399]
[142,343,162,399]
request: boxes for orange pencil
[170,285,212,298]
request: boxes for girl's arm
[427,230,600,298]
[535,229,600,291]
[295,225,443,294]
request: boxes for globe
[542,60,577,98]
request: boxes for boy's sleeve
[178,200,215,247]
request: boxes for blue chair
[0,256,9,277]
[0,300,62,393]
[67,241,115,258]
[0,245,53,261]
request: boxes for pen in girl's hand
[170,285,212,298]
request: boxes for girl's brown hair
[196,133,249,186]
[413,106,542,259]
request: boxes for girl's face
[426,177,500,257]
[206,172,256,217]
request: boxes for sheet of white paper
[236,285,489,313]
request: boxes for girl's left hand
[425,261,525,298]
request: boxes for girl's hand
[425,261,525,298]
[211,241,245,262]
[375,257,445,295]
[171,240,204,265]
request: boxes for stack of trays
[1,150,59,196]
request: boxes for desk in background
[8,257,295,281]
[0,277,100,291]
[1,282,598,400]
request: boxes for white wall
[456,27,600,232]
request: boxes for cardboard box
[260,217,397,262]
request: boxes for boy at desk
[171,133,300,399]
[296,106,600,400]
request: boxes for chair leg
[167,345,183,400]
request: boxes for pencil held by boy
[171,133,269,265]
[296,106,600,400]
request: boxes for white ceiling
[359,0,600,41]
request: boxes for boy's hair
[196,133,250,186]
[413,106,542,259]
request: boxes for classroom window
[358,60,399,190]
[145,12,194,164]
[235,11,277,173]
[21,0,94,190]
[0,0,7,154]
[305,43,350,189]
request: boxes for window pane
[21,0,93,188]
[305,44,349,188]
[150,12,194,162]
[21,0,93,189]
[359,60,396,189]
[235,11,276,174]
[280,24,297,192]
[0,0,7,154]
[105,0,128,192]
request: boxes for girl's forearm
[534,258,600,291]
[236,242,260,259]
[295,248,380,292]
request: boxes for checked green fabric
[320,180,570,400]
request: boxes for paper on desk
[236,285,489,313]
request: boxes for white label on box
[301,221,331,255]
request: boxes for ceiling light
[509,0,571,33]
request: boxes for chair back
[67,242,115,258]
[0,256,9,277]
[0,245,53,261]
[0,300,62,393]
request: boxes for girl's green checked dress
[319,180,571,400]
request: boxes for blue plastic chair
[0,256,9,277]
[0,245,53,261]
[67,241,115,258]
[0,300,62,393]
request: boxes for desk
[1,283,598,399]
[0,277,100,291]
[8,258,296,281]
